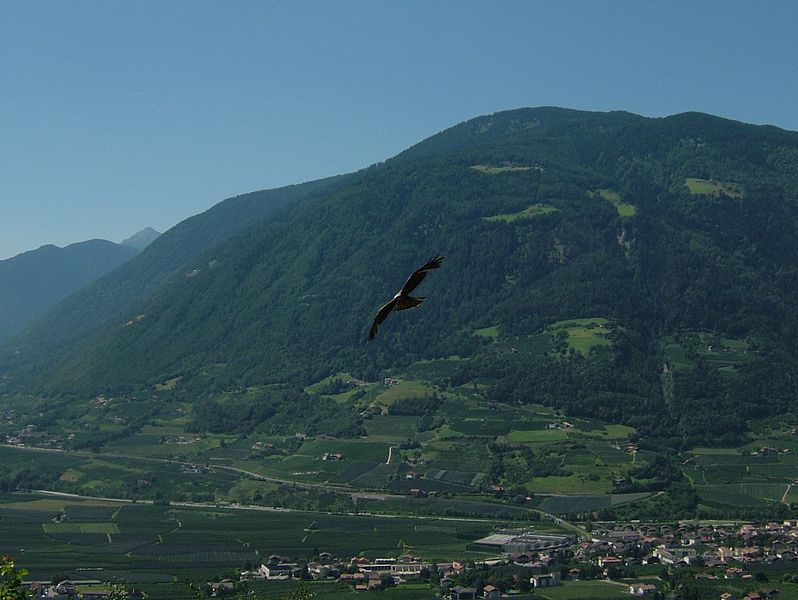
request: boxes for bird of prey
[368,255,444,340]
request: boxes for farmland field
[507,429,569,443]
[537,579,634,599]
[0,491,504,596]
[537,492,652,514]
[42,521,120,534]
[696,483,788,507]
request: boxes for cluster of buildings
[239,553,441,592]
[25,581,143,599]
[585,520,798,571]
[235,520,798,597]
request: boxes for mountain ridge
[4,106,798,450]
[0,238,138,345]
[0,174,351,372]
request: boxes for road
[6,443,586,532]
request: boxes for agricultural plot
[507,429,569,443]
[364,415,420,440]
[536,492,652,514]
[132,543,257,565]
[43,521,120,534]
[450,418,512,436]
[348,462,398,488]
[425,469,485,487]
[257,439,389,483]
[0,444,244,504]
[685,438,798,506]
[527,474,612,495]
[386,477,472,494]
[537,579,635,599]
[421,439,492,475]
[0,491,504,585]
[330,461,378,484]
[697,483,789,507]
[257,581,442,600]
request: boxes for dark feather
[369,298,398,339]
[400,255,444,295]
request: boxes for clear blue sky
[2,0,797,259]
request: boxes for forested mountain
[5,107,798,448]
[0,239,137,344]
[0,175,347,371]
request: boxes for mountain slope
[0,175,348,370]
[8,107,798,447]
[0,240,137,344]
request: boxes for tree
[0,556,29,600]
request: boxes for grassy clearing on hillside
[304,372,356,394]
[579,424,636,440]
[470,164,532,174]
[374,380,435,406]
[484,203,559,223]
[685,177,745,197]
[549,317,613,354]
[474,325,499,339]
[595,188,637,217]
[663,331,751,373]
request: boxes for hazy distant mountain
[10,106,798,450]
[120,227,161,252]
[0,240,138,344]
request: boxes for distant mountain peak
[120,227,161,252]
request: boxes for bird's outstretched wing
[369,298,399,340]
[400,255,444,295]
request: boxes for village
[10,517,798,599]
[203,520,798,600]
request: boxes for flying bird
[368,255,444,340]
